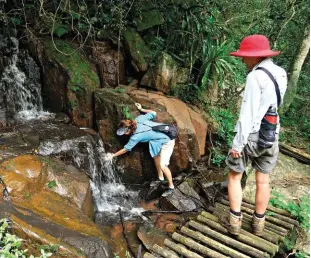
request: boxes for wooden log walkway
[143,197,298,258]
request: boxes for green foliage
[38,244,60,255]
[210,107,237,148]
[200,40,236,88]
[47,180,57,189]
[54,24,69,38]
[122,106,134,120]
[171,83,203,104]
[0,219,52,258]
[295,251,310,258]
[269,191,310,231]
[11,17,21,25]
[211,148,226,167]
[113,87,125,94]
[44,40,99,93]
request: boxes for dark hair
[118,120,137,135]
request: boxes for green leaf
[11,17,21,25]
[48,180,57,189]
[54,24,69,37]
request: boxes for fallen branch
[142,209,201,216]
[118,208,136,258]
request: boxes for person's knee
[228,170,243,181]
[256,171,270,188]
[161,164,170,173]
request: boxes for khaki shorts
[226,133,279,174]
[160,140,175,167]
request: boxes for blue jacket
[124,112,171,157]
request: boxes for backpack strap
[256,67,281,107]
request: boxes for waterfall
[38,132,143,219]
[0,37,53,125]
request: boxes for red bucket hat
[230,35,280,57]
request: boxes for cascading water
[0,36,53,125]
[38,132,144,222]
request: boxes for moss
[44,39,99,93]
[123,27,150,71]
[135,9,164,31]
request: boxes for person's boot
[252,214,265,236]
[220,212,243,235]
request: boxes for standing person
[221,35,287,236]
[112,103,176,197]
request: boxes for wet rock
[54,112,71,124]
[0,153,113,257]
[94,88,208,183]
[155,214,180,233]
[138,223,169,250]
[123,27,150,72]
[159,182,202,211]
[64,236,112,258]
[91,41,126,87]
[0,155,93,217]
[140,53,189,94]
[28,38,100,127]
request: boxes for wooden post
[164,239,204,258]
[188,220,270,258]
[199,212,278,255]
[180,226,251,258]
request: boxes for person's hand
[104,153,114,162]
[135,103,142,111]
[229,149,242,159]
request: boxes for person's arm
[231,73,261,158]
[135,103,156,114]
[113,148,128,157]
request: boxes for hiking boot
[220,212,243,236]
[161,188,175,197]
[252,214,265,236]
[150,179,167,187]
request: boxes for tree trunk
[282,25,310,112]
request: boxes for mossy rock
[123,27,150,72]
[44,39,100,127]
[44,39,99,92]
[135,9,164,31]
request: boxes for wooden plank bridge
[143,197,299,258]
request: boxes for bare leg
[161,165,174,188]
[228,170,243,212]
[255,171,270,214]
[153,155,164,179]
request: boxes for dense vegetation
[2,1,309,160]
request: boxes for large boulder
[134,9,164,31]
[91,41,126,87]
[123,27,150,72]
[0,154,113,257]
[140,53,189,94]
[94,87,208,183]
[27,38,100,127]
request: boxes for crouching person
[112,103,175,197]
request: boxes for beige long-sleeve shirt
[232,58,287,152]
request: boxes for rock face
[123,27,150,72]
[91,41,126,87]
[159,182,202,211]
[134,9,165,31]
[141,53,189,94]
[94,87,208,183]
[27,38,100,127]
[0,154,112,257]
